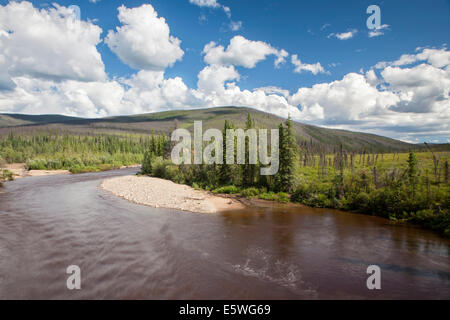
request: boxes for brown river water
[0,168,449,300]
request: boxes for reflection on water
[0,168,449,299]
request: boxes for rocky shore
[100,175,245,214]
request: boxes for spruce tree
[407,152,418,196]
[276,117,298,192]
[445,161,449,184]
[274,123,285,191]
[219,120,235,185]
[243,114,258,187]
[141,151,155,175]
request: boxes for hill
[0,106,418,152]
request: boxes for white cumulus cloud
[0,1,106,89]
[290,73,399,122]
[291,54,327,75]
[189,0,221,8]
[0,1,449,142]
[375,47,450,69]
[105,4,184,71]
[381,63,450,113]
[203,35,288,68]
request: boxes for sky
[0,0,449,143]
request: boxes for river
[0,168,449,299]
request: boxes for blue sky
[25,0,450,89]
[0,0,449,142]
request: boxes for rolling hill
[0,106,418,152]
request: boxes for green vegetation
[0,169,14,186]
[1,109,448,237]
[142,114,299,191]
[258,192,290,203]
[276,117,298,192]
[140,113,449,237]
[0,155,13,186]
[1,107,420,152]
[1,169,14,181]
[0,132,169,174]
[0,155,12,186]
[212,186,241,195]
[290,151,449,237]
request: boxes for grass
[69,164,122,174]
[211,186,290,203]
[258,192,290,203]
[291,151,449,236]
[205,151,449,236]
[212,185,241,194]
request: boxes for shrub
[164,165,183,183]
[69,163,120,174]
[69,166,86,174]
[151,157,170,178]
[313,194,329,208]
[258,192,274,200]
[291,185,312,203]
[1,169,14,182]
[192,182,202,190]
[408,209,450,236]
[212,186,240,194]
[277,192,290,203]
[240,187,260,198]
[141,151,154,175]
[26,158,47,170]
[353,192,371,212]
[258,192,290,203]
[2,170,14,181]
[46,159,62,170]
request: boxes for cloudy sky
[0,0,449,143]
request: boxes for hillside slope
[0,107,414,152]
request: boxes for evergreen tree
[141,151,155,175]
[219,120,235,185]
[445,160,449,184]
[276,117,298,192]
[242,114,258,187]
[275,123,285,191]
[407,152,418,196]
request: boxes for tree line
[0,132,169,173]
[0,117,447,236]
[141,114,449,237]
[141,114,299,193]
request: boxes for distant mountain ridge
[0,106,421,152]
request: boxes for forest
[0,115,448,237]
[0,131,168,174]
[141,114,450,237]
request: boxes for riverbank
[0,163,143,180]
[1,167,448,300]
[1,163,70,179]
[100,175,246,214]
